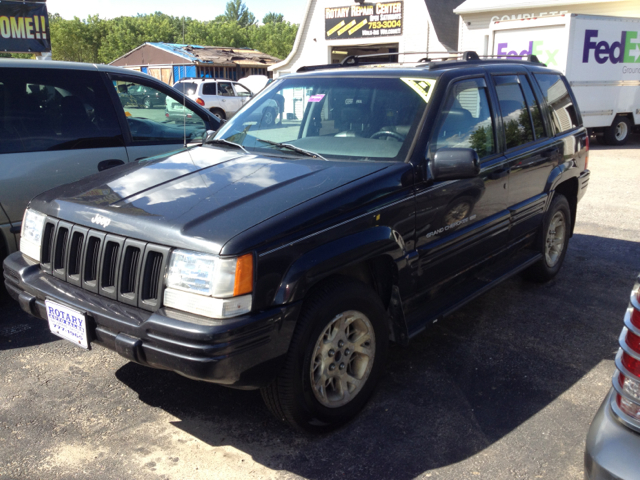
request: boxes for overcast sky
[46,0,307,24]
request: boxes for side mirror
[203,130,217,143]
[117,85,128,93]
[431,148,480,181]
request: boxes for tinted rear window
[534,74,579,134]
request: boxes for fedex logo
[582,30,640,63]
[497,41,559,66]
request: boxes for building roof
[453,0,623,14]
[425,0,462,51]
[110,43,280,68]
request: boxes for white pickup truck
[489,13,640,145]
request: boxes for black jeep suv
[3,52,590,432]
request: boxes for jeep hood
[31,146,389,255]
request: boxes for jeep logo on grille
[91,214,111,228]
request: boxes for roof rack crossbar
[296,51,544,73]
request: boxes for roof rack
[296,51,545,73]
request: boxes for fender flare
[273,226,406,306]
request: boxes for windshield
[214,76,436,161]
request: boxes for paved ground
[1,136,640,480]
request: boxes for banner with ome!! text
[0,1,50,53]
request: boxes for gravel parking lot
[1,136,640,480]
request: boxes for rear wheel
[210,108,225,120]
[261,277,388,432]
[523,193,571,282]
[604,116,632,146]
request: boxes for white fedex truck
[489,14,640,145]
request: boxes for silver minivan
[0,59,221,267]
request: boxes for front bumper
[3,252,300,389]
[584,389,640,480]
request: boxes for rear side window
[202,83,217,95]
[534,74,579,134]
[519,75,545,140]
[0,68,122,154]
[493,75,533,150]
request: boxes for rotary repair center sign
[0,1,50,53]
[325,2,403,40]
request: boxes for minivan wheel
[261,277,388,433]
[523,193,571,282]
[604,116,632,146]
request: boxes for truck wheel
[261,277,388,433]
[604,116,632,146]
[523,193,571,283]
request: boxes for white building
[455,0,640,54]
[270,0,462,77]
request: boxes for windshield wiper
[256,138,326,160]
[205,138,249,154]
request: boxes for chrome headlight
[20,209,46,262]
[163,249,253,319]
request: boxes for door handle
[98,159,125,171]
[488,168,510,180]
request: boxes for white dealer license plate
[45,300,89,349]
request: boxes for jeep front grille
[40,217,170,312]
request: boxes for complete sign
[325,2,403,40]
[0,1,50,53]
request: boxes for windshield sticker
[308,94,326,102]
[401,78,436,103]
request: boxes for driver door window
[112,79,206,144]
[431,78,495,160]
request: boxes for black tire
[261,277,389,433]
[261,106,276,127]
[604,116,632,146]
[210,108,226,120]
[523,193,571,282]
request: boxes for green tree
[263,12,284,24]
[223,0,256,28]
[49,14,107,63]
[249,21,298,59]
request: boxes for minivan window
[534,74,579,134]
[0,68,123,154]
[113,79,206,143]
